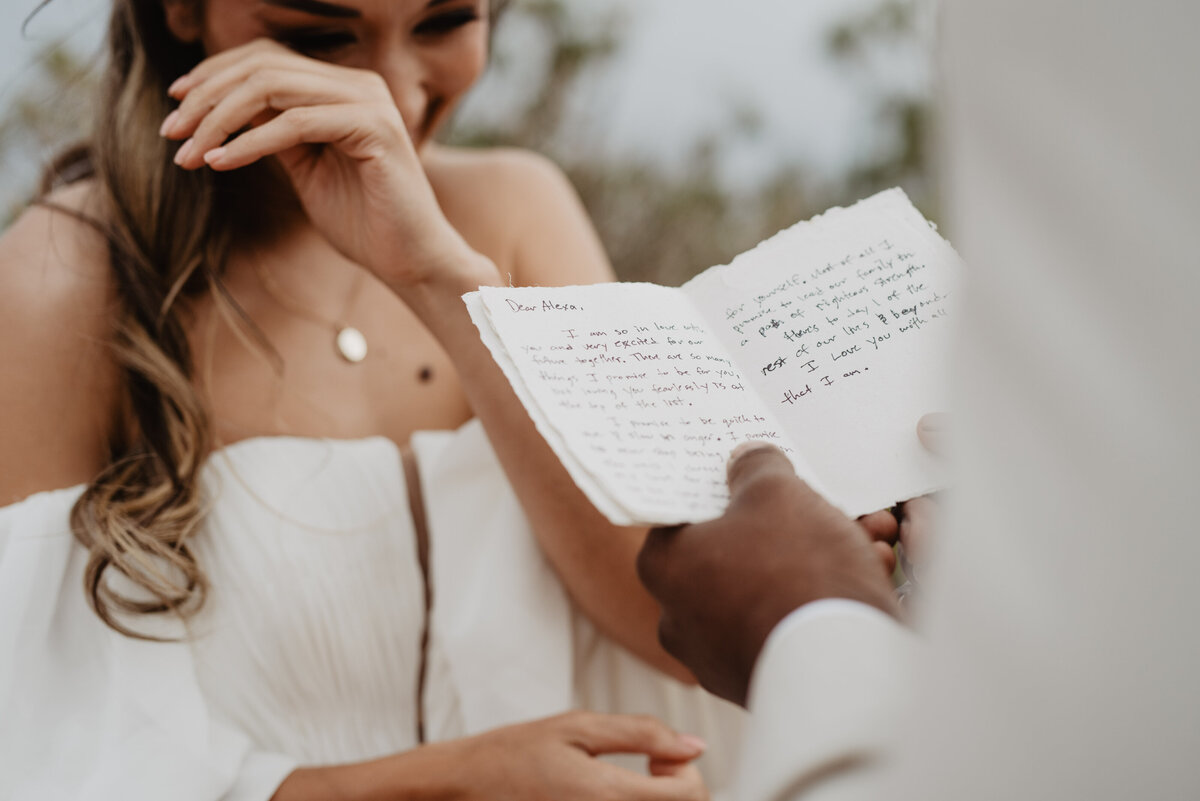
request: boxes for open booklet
[465,188,961,526]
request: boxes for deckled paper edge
[680,186,957,515]
[464,188,956,523]
[463,291,638,526]
[683,187,956,294]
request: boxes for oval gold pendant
[335,326,368,363]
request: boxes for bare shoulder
[0,181,120,505]
[425,145,576,209]
[1,182,111,303]
[424,145,613,286]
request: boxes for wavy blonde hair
[36,0,507,639]
[34,0,237,639]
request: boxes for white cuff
[736,600,914,801]
[764,599,896,655]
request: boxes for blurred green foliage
[828,0,934,212]
[0,0,935,282]
[449,0,935,283]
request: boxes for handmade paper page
[469,283,818,525]
[683,189,959,516]
[464,292,632,525]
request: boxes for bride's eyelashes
[413,7,481,37]
[269,8,480,57]
[272,27,358,56]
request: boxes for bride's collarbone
[188,275,473,449]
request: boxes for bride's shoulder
[423,145,612,284]
[0,180,111,299]
[0,180,120,505]
[424,144,573,200]
[0,179,114,366]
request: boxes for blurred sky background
[0,0,935,283]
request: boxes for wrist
[390,248,501,337]
[379,742,472,801]
[373,222,500,294]
[277,743,470,801]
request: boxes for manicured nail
[174,138,194,166]
[679,734,707,753]
[159,110,180,137]
[203,147,226,167]
[168,75,190,97]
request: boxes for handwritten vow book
[465,189,960,525]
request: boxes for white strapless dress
[0,421,743,801]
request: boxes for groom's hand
[637,443,899,707]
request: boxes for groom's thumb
[725,442,798,499]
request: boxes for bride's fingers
[164,44,376,141]
[173,72,377,168]
[165,65,333,142]
[167,38,328,100]
[563,712,705,762]
[201,103,397,171]
[603,761,709,801]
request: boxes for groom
[636,2,1200,799]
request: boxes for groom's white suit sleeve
[733,2,1200,800]
[733,601,915,801]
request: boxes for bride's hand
[274,710,710,801]
[161,39,487,290]
[451,711,710,801]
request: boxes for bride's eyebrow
[260,0,362,19]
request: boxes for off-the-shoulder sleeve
[0,487,297,801]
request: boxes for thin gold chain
[251,257,366,335]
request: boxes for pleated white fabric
[0,421,743,800]
[190,435,428,765]
[412,424,746,788]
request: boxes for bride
[0,0,741,797]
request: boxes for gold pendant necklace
[255,263,369,364]
[334,325,368,363]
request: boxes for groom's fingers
[724,442,801,505]
[917,412,950,455]
[636,525,683,598]
[873,540,898,574]
[857,509,900,542]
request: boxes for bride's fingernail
[168,75,189,96]
[679,734,707,753]
[159,110,180,137]
[204,147,227,167]
[174,138,194,166]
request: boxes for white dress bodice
[189,435,428,764]
[0,421,744,801]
